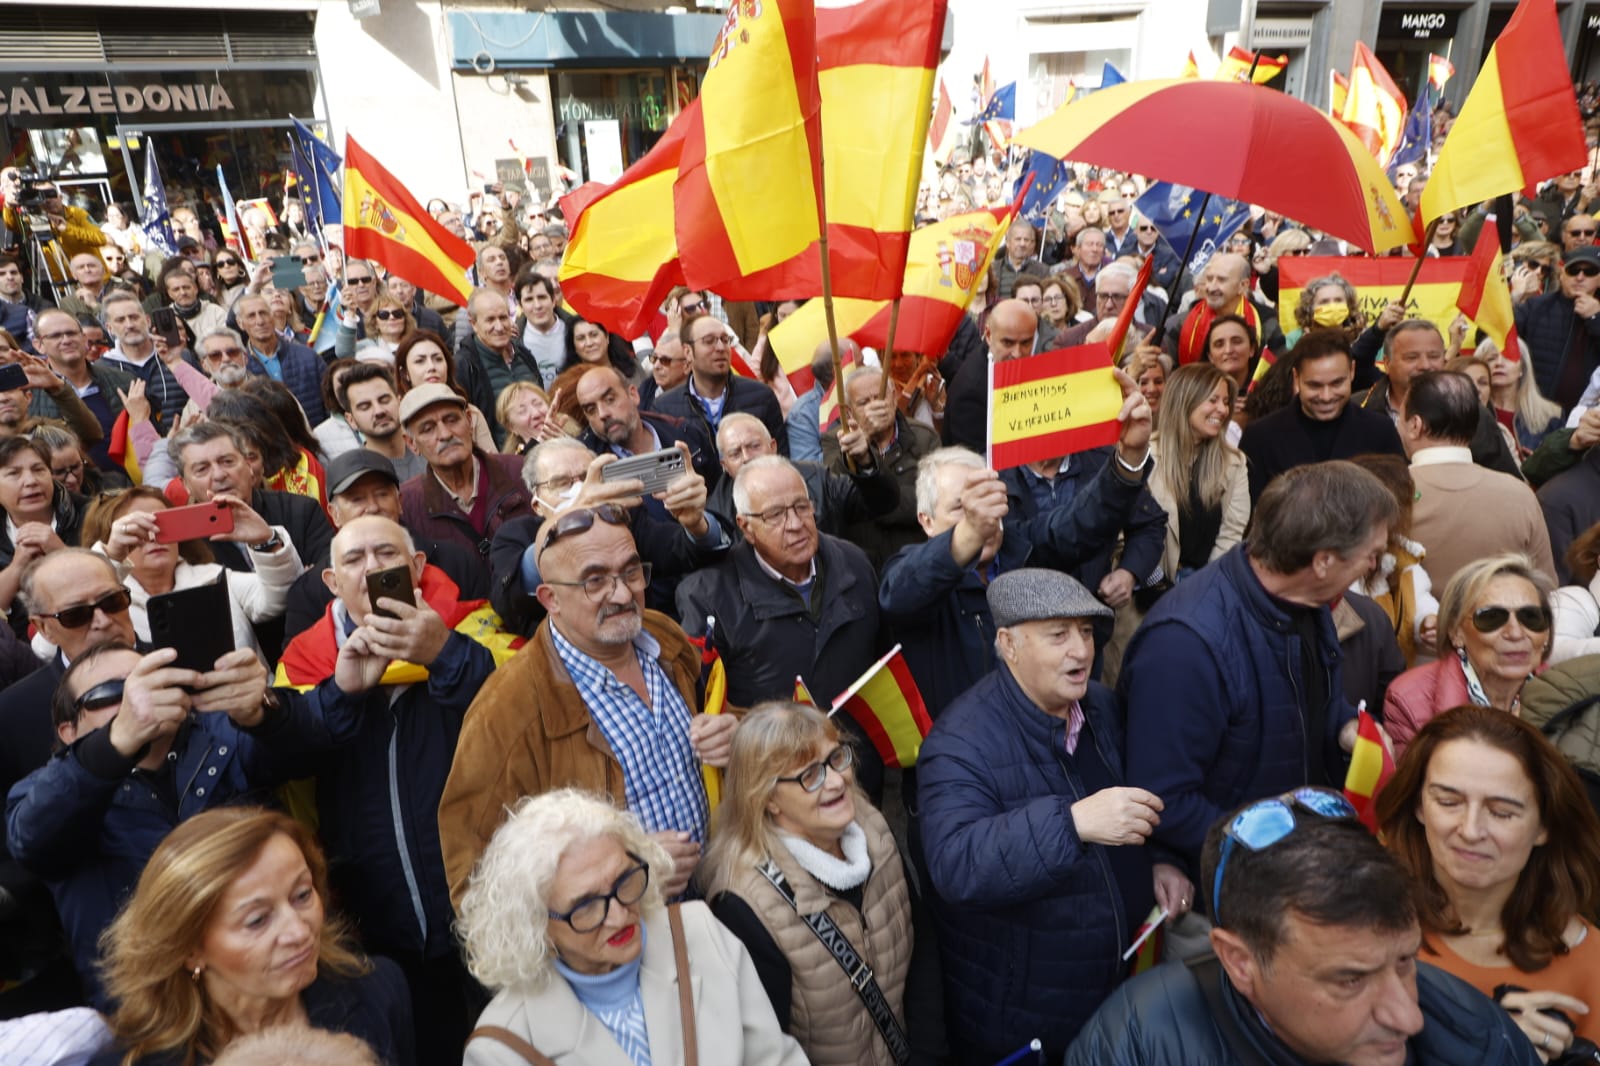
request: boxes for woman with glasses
[27,422,127,497]
[1431,211,1465,257]
[213,251,249,306]
[395,331,498,453]
[1039,276,1087,338]
[699,702,914,1066]
[1384,554,1554,759]
[458,789,805,1066]
[1378,706,1600,1062]
[336,292,415,361]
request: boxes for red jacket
[1383,654,1471,761]
[398,449,531,577]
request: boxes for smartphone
[147,573,236,676]
[269,257,308,289]
[365,565,416,620]
[149,306,185,351]
[601,447,686,495]
[152,501,234,544]
[0,363,26,393]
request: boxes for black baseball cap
[327,450,398,497]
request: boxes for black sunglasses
[1565,264,1600,278]
[536,503,630,562]
[42,588,132,629]
[74,678,126,713]
[374,309,406,321]
[1471,605,1551,634]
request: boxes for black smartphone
[149,306,185,351]
[147,573,236,676]
[0,363,26,393]
[364,565,416,620]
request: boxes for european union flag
[288,116,342,235]
[1388,83,1433,179]
[1015,151,1071,225]
[975,81,1015,124]
[1134,181,1252,275]
[1101,61,1126,88]
[139,144,178,257]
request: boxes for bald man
[1162,251,1284,364]
[941,299,1039,452]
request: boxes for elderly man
[283,450,490,638]
[234,293,325,424]
[1120,462,1396,893]
[397,382,531,575]
[1516,244,1600,410]
[574,364,717,492]
[654,314,788,453]
[678,455,887,798]
[1067,796,1532,1065]
[920,568,1191,1064]
[993,219,1045,300]
[1103,197,1138,258]
[1061,226,1108,307]
[440,502,739,908]
[1402,371,1556,590]
[943,297,1044,452]
[1163,252,1281,364]
[708,411,897,542]
[820,366,941,568]
[455,286,544,448]
[55,252,110,320]
[1058,262,1138,349]
[276,514,513,1062]
[22,308,120,465]
[882,364,1154,717]
[640,331,688,411]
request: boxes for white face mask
[542,481,582,512]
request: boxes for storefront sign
[558,94,665,128]
[1378,8,1460,40]
[0,83,234,117]
[1253,16,1314,49]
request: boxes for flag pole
[1397,218,1441,306]
[876,299,904,400]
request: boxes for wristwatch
[250,531,284,553]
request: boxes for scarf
[775,822,871,892]
[275,564,522,689]
[1177,296,1260,365]
[1457,647,1524,716]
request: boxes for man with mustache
[440,502,737,908]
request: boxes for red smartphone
[152,501,234,544]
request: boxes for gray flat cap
[987,568,1112,627]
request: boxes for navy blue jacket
[252,338,328,427]
[919,666,1154,1062]
[311,628,496,961]
[5,688,348,1003]
[651,374,790,457]
[1515,289,1600,410]
[879,457,1146,716]
[1119,545,1355,871]
[1066,957,1538,1066]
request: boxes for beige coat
[1146,438,1251,580]
[464,901,808,1066]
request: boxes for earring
[191,965,203,982]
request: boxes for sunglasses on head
[1212,787,1356,928]
[74,678,126,713]
[42,588,133,629]
[536,503,630,562]
[1471,604,1551,634]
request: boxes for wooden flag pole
[813,148,853,446]
[876,299,903,400]
[1397,217,1441,306]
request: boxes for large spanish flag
[831,644,931,769]
[1340,42,1407,169]
[559,103,694,338]
[1420,0,1586,223]
[1278,256,1470,347]
[1343,708,1395,832]
[988,344,1126,471]
[1456,220,1519,360]
[343,136,475,305]
[675,0,823,292]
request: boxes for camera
[9,171,56,210]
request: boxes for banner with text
[988,344,1124,470]
[1278,256,1471,344]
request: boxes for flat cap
[398,381,467,425]
[987,568,1112,627]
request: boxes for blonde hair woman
[97,807,411,1066]
[1149,362,1251,583]
[699,702,913,1066]
[494,380,557,456]
[457,789,806,1066]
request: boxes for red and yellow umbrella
[1015,78,1418,255]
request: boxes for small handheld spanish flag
[691,617,727,811]
[1343,705,1395,832]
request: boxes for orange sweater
[1425,921,1600,1043]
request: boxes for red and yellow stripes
[1340,42,1407,168]
[833,645,931,769]
[989,345,1125,471]
[1343,709,1395,832]
[1457,223,1519,360]
[1278,256,1470,347]
[342,136,475,305]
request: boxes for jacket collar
[1218,545,1333,643]
[532,610,693,742]
[418,448,517,515]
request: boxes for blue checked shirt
[551,624,709,842]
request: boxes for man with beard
[234,293,325,425]
[439,504,737,908]
[339,363,425,481]
[28,307,131,467]
[98,291,191,433]
[575,365,717,494]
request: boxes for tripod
[19,212,73,307]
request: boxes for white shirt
[1408,445,1474,468]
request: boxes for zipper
[387,713,429,941]
[1284,637,1309,782]
[1057,720,1127,981]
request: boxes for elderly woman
[96,807,413,1065]
[336,292,414,362]
[1284,272,1364,349]
[457,789,806,1066]
[1384,553,1554,758]
[1378,706,1600,1062]
[700,703,913,1066]
[495,381,559,456]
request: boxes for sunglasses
[298,254,322,264]
[41,588,133,629]
[1571,229,1598,238]
[536,503,630,562]
[346,276,375,285]
[74,677,126,713]
[1566,264,1600,277]
[374,309,406,321]
[1212,787,1356,927]
[1470,604,1551,634]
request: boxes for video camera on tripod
[0,166,74,301]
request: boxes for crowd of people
[2,108,1600,1066]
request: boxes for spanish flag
[1340,42,1407,169]
[690,617,727,811]
[1420,0,1587,223]
[1215,46,1288,85]
[1329,70,1350,118]
[106,411,141,485]
[988,344,1126,471]
[1343,708,1395,832]
[1457,219,1520,361]
[675,0,823,293]
[1179,51,1201,79]
[342,135,475,305]
[929,76,955,164]
[1278,255,1471,347]
[831,645,931,769]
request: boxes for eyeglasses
[205,346,244,360]
[1212,787,1355,927]
[547,855,650,932]
[1571,229,1598,238]
[545,562,652,601]
[775,745,854,792]
[1096,291,1130,304]
[73,678,126,713]
[216,259,241,269]
[1042,294,1067,305]
[36,329,81,342]
[1471,604,1551,634]
[1566,264,1600,277]
[743,498,815,525]
[51,459,83,481]
[40,588,133,629]
[536,503,630,562]
[346,276,375,286]
[1136,224,1157,232]
[1285,248,1311,256]
[374,309,406,321]
[298,254,322,264]
[695,334,729,348]
[1107,207,1128,215]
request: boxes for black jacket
[1239,401,1406,502]
[706,457,899,545]
[652,375,790,456]
[1515,288,1600,410]
[454,334,546,448]
[1356,379,1522,479]
[821,413,943,570]
[1537,444,1600,584]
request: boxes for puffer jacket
[1065,956,1540,1066]
[1119,544,1354,870]
[918,665,1154,1063]
[1383,653,1472,760]
[1515,289,1600,409]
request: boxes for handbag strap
[467,1025,560,1066]
[667,902,699,1066]
[757,858,911,1066]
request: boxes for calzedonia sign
[0,83,235,116]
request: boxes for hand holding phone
[152,501,234,544]
[364,565,417,620]
[601,447,686,496]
